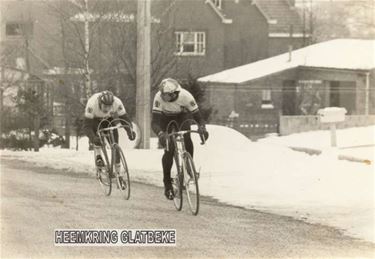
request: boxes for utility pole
[83,0,92,98]
[0,67,4,145]
[136,0,151,149]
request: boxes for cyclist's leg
[184,132,194,157]
[162,142,174,188]
[92,118,105,166]
[113,129,121,172]
[180,118,193,157]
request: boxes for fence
[280,115,375,135]
[212,112,279,139]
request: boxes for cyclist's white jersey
[84,92,127,119]
[152,88,198,116]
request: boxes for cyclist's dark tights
[162,133,193,187]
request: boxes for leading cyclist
[83,90,136,175]
[151,78,209,200]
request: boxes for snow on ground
[1,125,374,243]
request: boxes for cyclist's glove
[198,125,209,141]
[158,131,167,148]
[127,129,136,141]
[92,135,102,146]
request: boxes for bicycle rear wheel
[96,149,112,196]
[114,145,131,200]
[184,152,199,215]
[172,155,183,211]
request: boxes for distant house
[0,0,308,82]
[198,39,375,137]
[0,0,308,135]
[0,67,53,133]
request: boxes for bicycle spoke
[184,153,199,215]
[97,165,112,196]
[172,154,183,211]
[116,146,131,200]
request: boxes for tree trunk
[33,114,40,152]
[63,102,71,149]
[0,88,3,146]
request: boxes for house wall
[298,68,375,115]
[1,1,62,74]
[223,0,269,69]
[268,37,307,56]
[1,0,304,81]
[204,67,375,137]
[169,1,226,79]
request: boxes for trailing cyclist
[83,90,136,176]
[151,78,209,200]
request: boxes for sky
[1,124,374,243]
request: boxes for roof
[254,0,305,35]
[198,39,375,84]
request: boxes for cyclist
[83,90,136,175]
[151,78,209,200]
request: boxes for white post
[330,123,337,147]
[136,0,151,149]
[84,0,91,97]
[365,72,370,115]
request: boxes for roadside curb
[289,146,372,165]
[338,155,372,165]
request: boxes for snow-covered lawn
[1,125,374,243]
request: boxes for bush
[0,134,33,150]
[0,129,65,150]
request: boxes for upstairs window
[6,22,33,37]
[175,31,206,56]
[212,0,222,9]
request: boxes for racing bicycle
[165,120,206,215]
[95,118,131,199]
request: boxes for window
[212,0,222,9]
[6,22,33,37]
[261,89,274,109]
[175,32,206,56]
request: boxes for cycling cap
[99,91,114,106]
[159,78,181,94]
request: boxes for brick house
[199,39,375,137]
[1,0,307,134]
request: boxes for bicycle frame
[164,119,205,215]
[96,118,132,171]
[95,118,132,198]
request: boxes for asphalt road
[1,157,374,258]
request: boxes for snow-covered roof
[198,39,375,84]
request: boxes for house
[0,67,53,136]
[198,39,375,137]
[0,0,308,134]
[1,0,308,82]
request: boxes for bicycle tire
[96,147,112,196]
[114,145,131,200]
[172,154,183,211]
[184,152,200,215]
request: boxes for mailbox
[318,107,347,123]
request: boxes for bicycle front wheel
[114,145,131,200]
[96,149,112,196]
[172,154,183,211]
[184,152,199,215]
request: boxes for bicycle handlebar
[165,130,206,150]
[98,124,129,134]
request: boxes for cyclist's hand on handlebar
[158,131,167,147]
[92,135,101,146]
[127,129,136,141]
[198,125,209,141]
